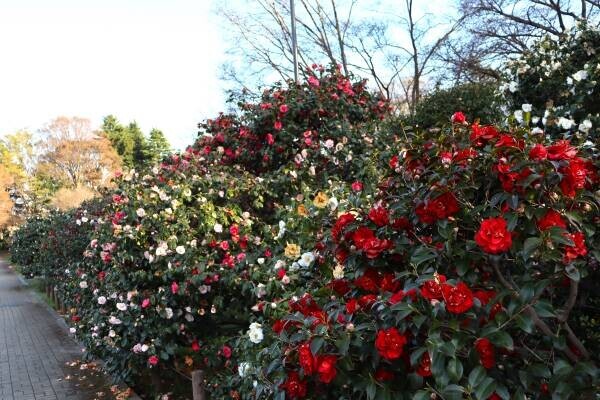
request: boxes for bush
[414,83,504,128]
[11,65,599,399]
[502,22,600,142]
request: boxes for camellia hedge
[12,63,599,399]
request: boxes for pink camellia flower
[221,345,232,358]
[90,239,98,248]
[266,133,275,145]
[351,181,363,192]
[148,355,159,365]
[274,120,283,131]
[171,281,179,294]
[279,104,289,113]
[308,76,320,87]
[141,298,151,308]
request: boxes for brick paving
[0,256,117,400]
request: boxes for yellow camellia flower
[313,192,329,208]
[284,242,301,259]
[297,204,309,217]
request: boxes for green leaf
[390,301,413,320]
[468,365,486,388]
[553,358,573,377]
[529,363,551,378]
[310,337,325,354]
[487,331,514,350]
[474,377,496,400]
[565,265,580,282]
[522,237,542,260]
[412,390,430,400]
[447,358,464,382]
[366,381,377,400]
[411,246,438,266]
[515,314,534,333]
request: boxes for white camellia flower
[97,296,107,305]
[513,110,524,123]
[247,322,264,344]
[256,258,265,265]
[141,344,149,352]
[69,327,76,334]
[136,208,146,218]
[109,330,116,338]
[508,81,518,93]
[116,303,127,311]
[165,307,174,319]
[572,69,588,82]
[256,283,267,299]
[521,104,532,112]
[176,246,185,255]
[275,220,286,239]
[79,281,88,289]
[108,316,122,325]
[579,119,593,132]
[238,362,251,378]
[298,252,315,267]
[333,264,345,279]
[559,117,574,130]
[214,223,223,233]
[155,242,168,256]
[328,196,339,210]
[185,313,194,322]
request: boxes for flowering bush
[248,115,599,399]
[502,22,599,142]
[10,65,599,400]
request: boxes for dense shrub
[414,83,504,128]
[502,22,600,142]
[11,65,599,400]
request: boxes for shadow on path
[0,256,122,400]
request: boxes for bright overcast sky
[0,0,225,150]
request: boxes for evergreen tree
[147,128,171,164]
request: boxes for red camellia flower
[442,282,474,314]
[495,134,524,150]
[470,124,499,144]
[352,226,375,249]
[368,205,390,227]
[316,355,337,383]
[389,154,399,169]
[148,355,159,365]
[451,111,466,124]
[529,143,548,161]
[362,237,392,259]
[298,342,315,375]
[475,338,496,369]
[415,192,460,224]
[280,371,307,399]
[416,352,432,377]
[375,327,407,360]
[563,232,587,263]
[345,298,358,314]
[332,213,355,243]
[354,268,380,293]
[547,139,577,160]
[191,340,201,352]
[421,274,447,301]
[488,393,502,400]
[537,209,567,231]
[475,217,513,254]
[559,158,588,198]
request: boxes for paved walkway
[0,256,119,400]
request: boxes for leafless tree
[444,0,600,82]
[217,0,462,113]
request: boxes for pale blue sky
[0,0,225,150]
